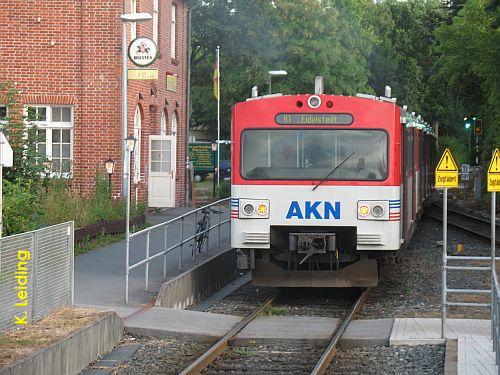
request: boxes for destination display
[275,113,354,125]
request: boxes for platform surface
[74,206,231,314]
[340,318,394,347]
[124,307,242,342]
[234,316,339,345]
[390,318,497,375]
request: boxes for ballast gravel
[327,344,445,374]
[111,336,209,375]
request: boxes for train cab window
[241,129,388,181]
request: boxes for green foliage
[41,173,146,229]
[438,135,469,165]
[217,180,230,199]
[3,179,42,236]
[0,82,47,183]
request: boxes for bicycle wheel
[196,216,209,253]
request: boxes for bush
[41,173,145,229]
[217,180,231,199]
[3,179,41,235]
[438,135,468,165]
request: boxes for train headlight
[243,203,255,216]
[257,204,268,216]
[239,199,270,219]
[358,205,370,217]
[372,205,384,218]
[357,201,390,221]
[308,95,321,109]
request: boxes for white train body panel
[231,184,403,251]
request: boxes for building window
[0,105,7,124]
[153,0,159,45]
[131,0,137,40]
[25,105,73,178]
[171,111,178,135]
[133,106,142,183]
[160,110,167,135]
[171,3,177,59]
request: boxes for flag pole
[216,46,221,196]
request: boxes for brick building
[0,0,189,207]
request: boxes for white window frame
[133,106,142,183]
[171,111,178,135]
[131,0,137,41]
[153,0,159,45]
[24,105,74,178]
[160,110,167,135]
[171,3,177,59]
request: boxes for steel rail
[179,295,277,375]
[431,202,500,228]
[310,288,371,375]
[424,212,500,245]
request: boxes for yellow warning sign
[435,148,458,188]
[487,148,500,192]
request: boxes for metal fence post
[179,217,184,270]
[31,231,38,320]
[69,222,74,306]
[145,230,150,290]
[217,202,221,248]
[205,215,210,254]
[193,210,198,261]
[163,224,168,280]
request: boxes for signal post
[435,148,459,339]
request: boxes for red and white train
[231,82,436,287]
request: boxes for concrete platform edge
[0,311,123,375]
[155,247,237,309]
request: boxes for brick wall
[0,0,189,206]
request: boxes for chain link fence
[0,222,74,333]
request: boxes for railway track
[179,288,370,375]
[425,202,499,244]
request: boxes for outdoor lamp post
[104,158,115,196]
[124,135,136,304]
[120,11,152,200]
[268,70,288,95]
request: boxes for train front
[231,93,402,287]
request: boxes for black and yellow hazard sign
[435,148,458,188]
[488,148,500,192]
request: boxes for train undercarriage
[238,225,393,288]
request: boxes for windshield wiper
[312,151,356,191]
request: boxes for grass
[0,307,102,367]
[232,346,259,356]
[263,306,291,316]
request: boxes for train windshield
[241,129,388,181]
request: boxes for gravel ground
[111,335,209,375]
[205,284,278,316]
[327,345,445,375]
[202,344,324,374]
[358,216,491,319]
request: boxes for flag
[213,51,220,100]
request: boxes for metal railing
[492,271,500,374]
[125,198,231,303]
[0,222,74,333]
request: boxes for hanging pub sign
[128,37,158,67]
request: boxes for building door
[148,135,176,207]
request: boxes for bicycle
[193,207,223,254]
